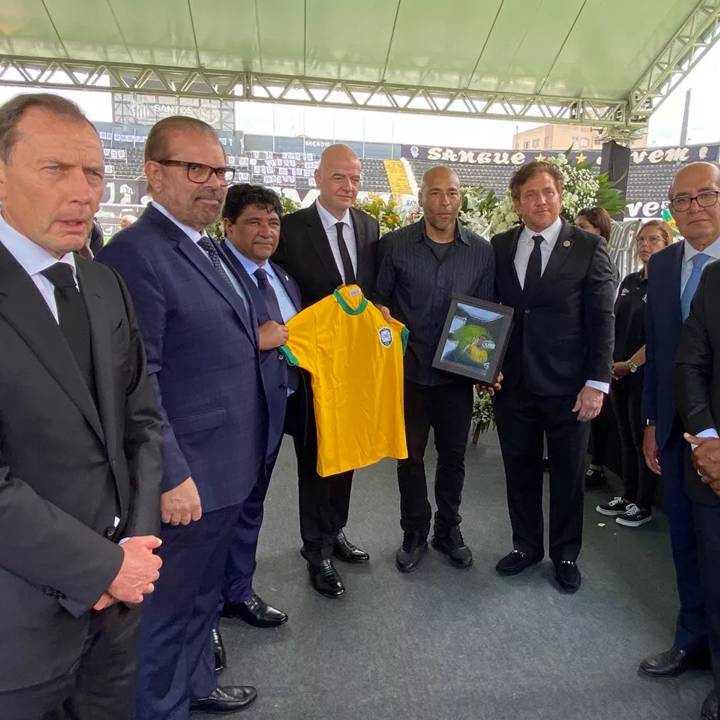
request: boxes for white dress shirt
[151,201,249,310]
[514,217,608,394]
[514,217,563,287]
[0,212,77,323]
[315,200,358,282]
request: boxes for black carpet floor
[206,432,711,720]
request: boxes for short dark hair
[509,160,564,200]
[144,116,219,163]
[0,93,95,162]
[576,207,612,240]
[222,184,283,223]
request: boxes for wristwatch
[628,361,638,373]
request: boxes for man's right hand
[161,476,202,525]
[643,425,661,475]
[106,535,162,605]
[258,320,289,350]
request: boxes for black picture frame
[432,295,514,384]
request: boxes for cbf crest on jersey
[378,327,393,347]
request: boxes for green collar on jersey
[333,288,368,315]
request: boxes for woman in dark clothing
[575,208,614,489]
[596,220,672,526]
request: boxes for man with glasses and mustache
[639,162,720,684]
[98,117,271,718]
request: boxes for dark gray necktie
[523,235,544,295]
[41,263,96,401]
[254,267,283,324]
[335,222,356,285]
[198,236,236,292]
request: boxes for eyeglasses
[669,190,720,212]
[157,160,235,185]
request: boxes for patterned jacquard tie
[335,222,356,285]
[254,267,284,324]
[41,262,97,401]
[681,252,712,320]
[198,236,236,292]
[523,235,544,295]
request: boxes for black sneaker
[431,526,473,568]
[395,531,428,573]
[616,504,653,527]
[585,466,607,489]
[596,496,631,516]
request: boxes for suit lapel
[270,260,301,312]
[0,245,104,443]
[307,204,343,288]
[540,219,574,285]
[77,259,116,451]
[506,225,523,294]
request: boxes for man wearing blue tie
[97,117,273,718]
[640,161,720,679]
[215,185,301,648]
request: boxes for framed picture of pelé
[432,295,514,385]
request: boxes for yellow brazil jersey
[281,285,409,477]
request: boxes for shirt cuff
[690,428,719,451]
[585,380,610,394]
[119,538,130,545]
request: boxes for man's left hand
[684,434,720,495]
[572,386,603,422]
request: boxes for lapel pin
[563,240,571,248]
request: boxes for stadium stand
[93,121,720,233]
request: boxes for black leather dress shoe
[431,526,472,568]
[212,628,226,673]
[639,646,711,677]
[396,531,428,573]
[190,685,257,714]
[222,592,288,628]
[701,691,719,720]
[495,549,542,576]
[307,559,345,597]
[554,560,581,593]
[333,530,370,563]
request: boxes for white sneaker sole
[616,515,653,527]
[596,506,625,516]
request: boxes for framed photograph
[432,295,514,384]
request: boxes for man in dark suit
[640,162,720,680]
[97,117,275,718]
[676,256,720,720]
[217,184,300,634]
[272,143,379,597]
[491,160,615,593]
[0,94,163,720]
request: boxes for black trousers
[589,391,613,467]
[611,376,657,510]
[494,383,590,562]
[0,604,141,720]
[287,387,353,564]
[397,380,473,536]
[693,501,720,696]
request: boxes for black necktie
[198,236,236,292]
[41,263,97,401]
[335,222,356,285]
[254,267,283,324]
[523,235,544,295]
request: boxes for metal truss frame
[629,0,720,120]
[0,54,637,128]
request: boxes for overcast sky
[0,38,718,149]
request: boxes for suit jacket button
[105,527,115,539]
[525,309,530,314]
